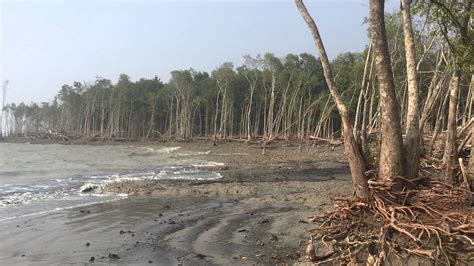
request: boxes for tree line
[1,51,366,141]
[1,5,472,155]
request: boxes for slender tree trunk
[401,0,421,179]
[247,81,255,141]
[354,44,372,140]
[443,69,460,183]
[267,73,276,140]
[295,0,369,200]
[370,0,405,182]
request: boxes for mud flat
[0,141,352,265]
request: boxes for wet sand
[0,140,352,265]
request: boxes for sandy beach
[0,140,352,265]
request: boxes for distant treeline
[1,14,472,142]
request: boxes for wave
[156,147,181,153]
[0,195,127,222]
[192,161,225,168]
[127,146,181,157]
[1,161,223,208]
[79,168,222,193]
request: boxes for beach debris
[108,253,120,260]
[269,234,278,241]
[305,238,316,261]
[119,230,134,235]
[89,257,95,262]
[256,239,264,246]
[237,228,247,232]
[148,260,153,264]
[85,242,90,247]
[195,253,207,259]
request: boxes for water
[0,143,222,221]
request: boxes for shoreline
[0,140,351,264]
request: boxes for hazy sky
[1,0,400,104]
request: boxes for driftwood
[29,129,78,141]
[308,136,343,146]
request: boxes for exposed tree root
[306,179,473,264]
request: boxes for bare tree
[1,80,8,137]
[295,0,369,200]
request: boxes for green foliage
[413,0,473,68]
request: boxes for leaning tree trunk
[401,0,421,180]
[295,0,369,200]
[443,69,460,183]
[370,0,405,182]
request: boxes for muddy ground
[0,140,352,265]
[103,140,353,265]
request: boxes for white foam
[157,147,181,153]
[175,150,211,157]
[161,172,222,181]
[1,189,72,207]
[217,152,249,156]
[79,183,103,193]
[192,161,225,168]
[0,195,127,222]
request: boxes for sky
[1,0,400,104]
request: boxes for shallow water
[0,143,222,220]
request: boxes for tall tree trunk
[370,0,405,182]
[295,0,369,200]
[443,69,460,183]
[401,0,421,179]
[267,73,276,140]
[246,78,255,141]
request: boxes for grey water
[0,143,221,221]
